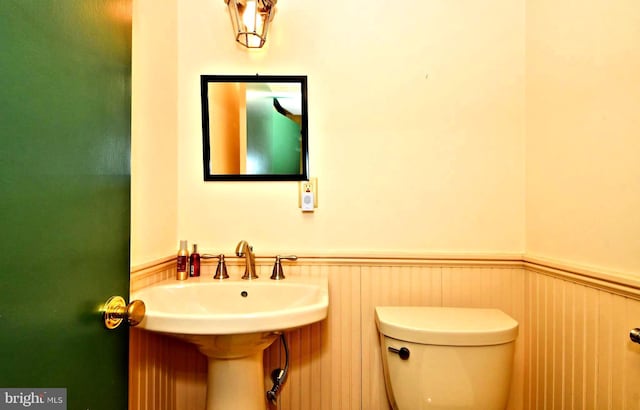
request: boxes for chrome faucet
[235,240,258,279]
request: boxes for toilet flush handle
[388,346,410,360]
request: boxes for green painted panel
[246,98,301,174]
[271,112,301,174]
[0,1,131,409]
[246,97,274,173]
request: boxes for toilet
[375,306,518,410]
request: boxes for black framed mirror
[201,75,309,181]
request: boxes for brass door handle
[103,296,146,330]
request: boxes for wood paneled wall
[523,264,640,409]
[129,256,640,410]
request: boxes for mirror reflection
[201,75,308,181]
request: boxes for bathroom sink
[132,274,329,410]
[130,275,328,335]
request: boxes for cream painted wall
[525,0,640,277]
[175,0,526,256]
[131,0,179,266]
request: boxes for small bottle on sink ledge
[176,240,189,280]
[190,243,200,277]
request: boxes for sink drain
[240,291,248,297]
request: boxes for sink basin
[131,275,328,335]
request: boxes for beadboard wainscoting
[523,260,640,409]
[129,255,640,410]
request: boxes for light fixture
[225,0,277,49]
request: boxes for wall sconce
[225,0,277,49]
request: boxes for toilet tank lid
[375,306,518,346]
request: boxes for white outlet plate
[298,177,318,208]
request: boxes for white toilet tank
[375,306,518,410]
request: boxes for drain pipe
[266,333,290,405]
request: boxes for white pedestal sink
[131,275,328,410]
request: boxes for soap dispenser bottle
[176,240,189,280]
[190,244,201,277]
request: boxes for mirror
[201,75,309,181]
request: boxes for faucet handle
[214,254,229,280]
[270,255,297,280]
[202,254,229,280]
[200,254,230,279]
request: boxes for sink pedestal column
[206,352,266,410]
[188,332,278,410]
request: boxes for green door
[0,1,131,409]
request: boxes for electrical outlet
[298,177,318,208]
